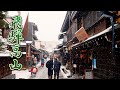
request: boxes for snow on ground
[60,65,71,79]
[12,58,65,79]
[36,62,41,68]
[12,61,42,79]
[12,70,31,79]
[33,65,48,79]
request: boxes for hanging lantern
[115,44,118,48]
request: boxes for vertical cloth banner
[92,58,97,69]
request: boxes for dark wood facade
[0,28,13,79]
[60,11,120,79]
[0,57,12,79]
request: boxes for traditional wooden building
[59,11,120,79]
[0,14,41,79]
[0,51,14,79]
[1,15,40,70]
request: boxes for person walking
[41,55,45,67]
[73,54,80,74]
[46,53,61,79]
[29,64,38,78]
[53,57,61,79]
[46,55,54,79]
[33,57,37,65]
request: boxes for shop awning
[0,50,11,57]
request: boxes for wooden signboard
[84,69,93,79]
[75,27,89,42]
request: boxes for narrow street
[29,59,64,79]
[30,62,48,79]
[1,11,120,79]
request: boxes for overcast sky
[8,11,66,43]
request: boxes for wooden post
[26,43,31,69]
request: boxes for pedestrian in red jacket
[30,65,38,78]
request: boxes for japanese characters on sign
[8,15,24,70]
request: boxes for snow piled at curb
[12,61,42,79]
[60,66,71,79]
[12,70,31,79]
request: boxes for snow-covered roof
[54,48,60,51]
[0,53,10,57]
[71,42,80,48]
[8,42,26,46]
[0,50,11,57]
[22,52,26,54]
[0,51,26,57]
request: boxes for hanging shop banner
[75,27,89,42]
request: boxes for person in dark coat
[53,58,61,79]
[46,53,61,79]
[73,54,80,74]
[46,57,54,79]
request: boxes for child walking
[30,65,38,78]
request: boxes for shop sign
[75,27,88,42]
[85,69,93,79]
